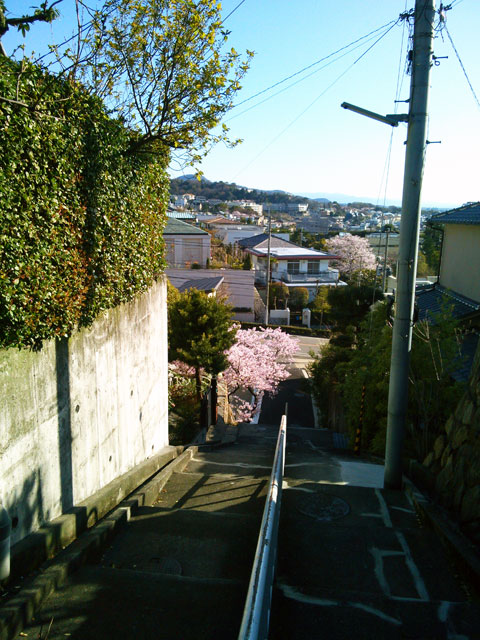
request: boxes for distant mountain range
[170,176,448,211]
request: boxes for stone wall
[422,340,480,544]
[0,278,169,545]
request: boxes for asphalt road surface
[259,335,327,428]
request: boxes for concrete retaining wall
[0,278,169,545]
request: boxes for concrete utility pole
[382,230,390,293]
[384,0,436,489]
[265,214,272,324]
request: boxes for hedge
[0,58,169,350]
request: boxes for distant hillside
[169,177,323,207]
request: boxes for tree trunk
[195,367,202,403]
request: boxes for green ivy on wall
[0,58,169,350]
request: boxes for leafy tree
[168,288,236,399]
[326,233,377,276]
[75,0,253,165]
[0,1,62,53]
[421,225,442,273]
[416,250,430,277]
[289,287,309,310]
[223,327,299,422]
[311,299,464,458]
[310,287,331,326]
[269,281,289,309]
[242,252,252,271]
[327,283,383,332]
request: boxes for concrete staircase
[11,423,480,639]
[15,424,278,640]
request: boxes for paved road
[259,335,327,428]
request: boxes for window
[287,260,300,274]
[307,261,320,274]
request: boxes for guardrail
[238,412,287,640]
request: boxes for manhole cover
[297,492,350,522]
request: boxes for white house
[247,242,343,299]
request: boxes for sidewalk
[271,426,480,639]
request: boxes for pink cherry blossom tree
[223,326,300,422]
[325,233,377,276]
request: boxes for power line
[443,23,480,111]
[222,0,248,23]
[231,19,398,111]
[233,19,401,180]
[227,27,395,123]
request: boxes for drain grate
[297,492,350,522]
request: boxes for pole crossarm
[341,102,409,127]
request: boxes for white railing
[238,413,287,640]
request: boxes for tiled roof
[163,218,208,235]
[237,233,294,249]
[415,283,480,322]
[177,276,224,293]
[167,210,196,220]
[429,202,480,225]
[250,246,338,260]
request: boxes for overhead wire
[232,18,401,181]
[227,26,397,123]
[443,23,480,111]
[231,19,398,111]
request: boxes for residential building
[297,217,332,234]
[163,218,211,268]
[176,276,224,297]
[214,225,266,245]
[246,240,343,299]
[237,233,291,251]
[166,268,256,322]
[415,202,480,380]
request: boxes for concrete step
[99,505,259,581]
[153,470,270,517]
[17,564,247,640]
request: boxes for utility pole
[384,0,435,489]
[265,214,272,324]
[382,229,390,293]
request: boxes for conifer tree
[168,288,236,399]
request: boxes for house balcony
[281,270,339,284]
[255,268,339,285]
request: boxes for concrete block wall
[0,278,169,545]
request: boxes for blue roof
[415,284,480,322]
[167,210,196,220]
[237,233,293,249]
[429,202,480,225]
[163,218,208,235]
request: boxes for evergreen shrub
[0,58,169,349]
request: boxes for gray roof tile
[429,202,480,225]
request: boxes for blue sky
[4,0,479,207]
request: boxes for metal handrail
[238,413,287,640]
